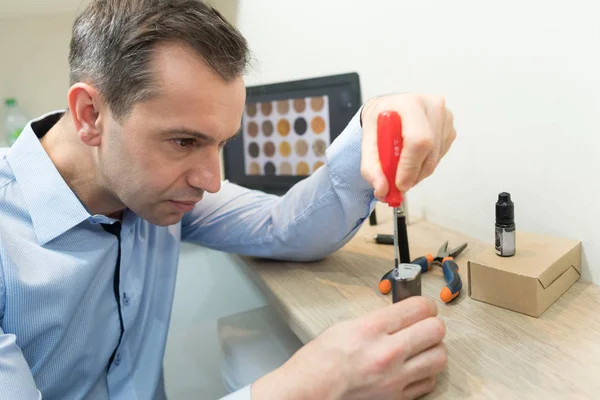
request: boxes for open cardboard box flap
[468,231,582,317]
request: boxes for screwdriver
[377,111,405,302]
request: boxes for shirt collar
[6,110,114,245]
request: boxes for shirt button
[114,354,121,366]
[123,293,130,306]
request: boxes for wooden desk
[240,204,600,399]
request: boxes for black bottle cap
[496,192,514,225]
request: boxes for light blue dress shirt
[0,109,376,399]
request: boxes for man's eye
[173,138,196,148]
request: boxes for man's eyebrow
[164,128,216,144]
[164,125,243,145]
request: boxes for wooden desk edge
[236,216,597,345]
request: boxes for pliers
[379,241,468,303]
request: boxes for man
[0,0,456,399]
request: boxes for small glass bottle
[495,192,515,257]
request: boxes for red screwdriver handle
[377,111,404,207]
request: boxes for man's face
[97,43,246,226]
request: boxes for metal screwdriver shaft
[396,205,411,264]
[393,206,399,271]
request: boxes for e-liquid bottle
[495,192,515,257]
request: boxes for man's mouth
[168,199,200,212]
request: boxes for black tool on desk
[367,234,395,244]
[369,209,378,225]
[379,240,467,303]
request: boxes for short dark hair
[68,0,250,121]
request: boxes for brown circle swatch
[249,162,260,175]
[293,98,306,113]
[277,100,289,115]
[264,162,276,176]
[246,103,257,117]
[264,141,275,157]
[311,116,326,134]
[295,140,308,156]
[279,141,292,157]
[277,119,290,136]
[262,120,274,137]
[296,162,309,176]
[294,117,307,135]
[247,121,259,137]
[280,162,292,175]
[261,102,273,116]
[310,96,325,112]
[313,161,325,172]
[248,142,259,158]
[312,139,326,157]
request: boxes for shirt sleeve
[0,265,42,399]
[181,108,377,262]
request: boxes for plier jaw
[435,241,468,263]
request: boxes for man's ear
[67,83,106,147]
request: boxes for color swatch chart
[242,95,331,176]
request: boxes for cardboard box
[467,231,581,317]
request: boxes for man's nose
[187,150,222,194]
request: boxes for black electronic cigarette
[392,263,422,303]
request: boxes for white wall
[1,0,90,19]
[3,1,600,284]
[236,0,600,283]
[2,2,599,280]
[0,12,75,144]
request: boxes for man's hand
[251,296,447,400]
[360,94,456,201]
